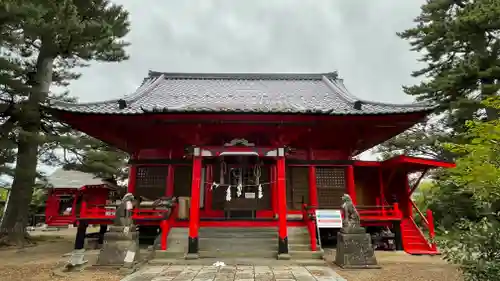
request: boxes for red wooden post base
[277,156,288,255]
[188,156,202,255]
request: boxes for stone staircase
[152,226,324,265]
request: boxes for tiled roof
[49,71,435,115]
[46,168,105,189]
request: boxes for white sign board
[244,192,256,199]
[315,209,343,228]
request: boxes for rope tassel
[258,184,263,199]
[236,184,242,197]
[226,186,231,201]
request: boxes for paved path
[121,265,346,281]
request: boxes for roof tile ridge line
[350,98,436,108]
[50,75,165,108]
[148,71,326,80]
[123,74,166,103]
[322,75,434,109]
[321,75,357,103]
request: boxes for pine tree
[60,135,129,181]
[0,0,130,246]
[439,97,500,280]
[376,0,500,159]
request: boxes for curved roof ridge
[124,74,165,103]
[148,70,339,81]
[50,75,165,108]
[321,75,357,103]
[322,75,435,108]
[359,99,435,108]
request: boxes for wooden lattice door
[316,167,346,209]
[286,167,309,210]
[134,165,169,199]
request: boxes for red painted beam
[128,156,137,194]
[188,156,202,240]
[346,165,356,204]
[166,165,175,197]
[277,156,288,240]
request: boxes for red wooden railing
[81,204,171,220]
[410,200,437,250]
[81,202,179,251]
[160,203,178,250]
[301,204,317,251]
[357,203,402,221]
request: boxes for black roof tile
[49,71,435,115]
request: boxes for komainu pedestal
[334,227,380,269]
[96,225,140,268]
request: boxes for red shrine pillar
[276,148,289,258]
[271,165,278,217]
[128,153,138,194]
[166,150,175,197]
[308,150,318,207]
[166,165,175,197]
[188,149,202,257]
[346,165,357,205]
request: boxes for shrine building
[47,71,454,259]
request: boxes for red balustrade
[357,203,402,221]
[160,203,178,250]
[302,204,318,251]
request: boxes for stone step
[149,257,328,266]
[154,249,277,259]
[199,233,278,239]
[199,227,277,232]
[200,236,276,243]
[288,244,315,251]
[153,249,323,260]
[199,250,277,258]
[289,250,324,259]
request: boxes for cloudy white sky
[68,0,425,104]
[22,0,426,180]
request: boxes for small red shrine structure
[47,71,454,256]
[44,169,120,227]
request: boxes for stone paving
[121,265,346,281]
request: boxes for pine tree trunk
[0,47,53,247]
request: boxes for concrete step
[199,250,277,258]
[153,249,323,260]
[149,257,328,266]
[288,244,315,251]
[155,250,277,259]
[200,237,276,244]
[289,250,324,259]
[199,227,277,232]
[199,232,278,239]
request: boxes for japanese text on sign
[315,209,342,228]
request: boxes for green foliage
[0,0,131,242]
[444,98,500,205]
[440,217,500,281]
[62,135,129,180]
[377,0,500,159]
[0,188,8,201]
[0,0,131,178]
[438,98,500,280]
[399,0,500,121]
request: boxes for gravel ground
[323,249,463,281]
[0,229,463,281]
[0,229,125,281]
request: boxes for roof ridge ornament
[353,100,363,110]
[224,138,255,147]
[118,99,127,109]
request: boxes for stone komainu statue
[341,194,361,229]
[114,193,135,226]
